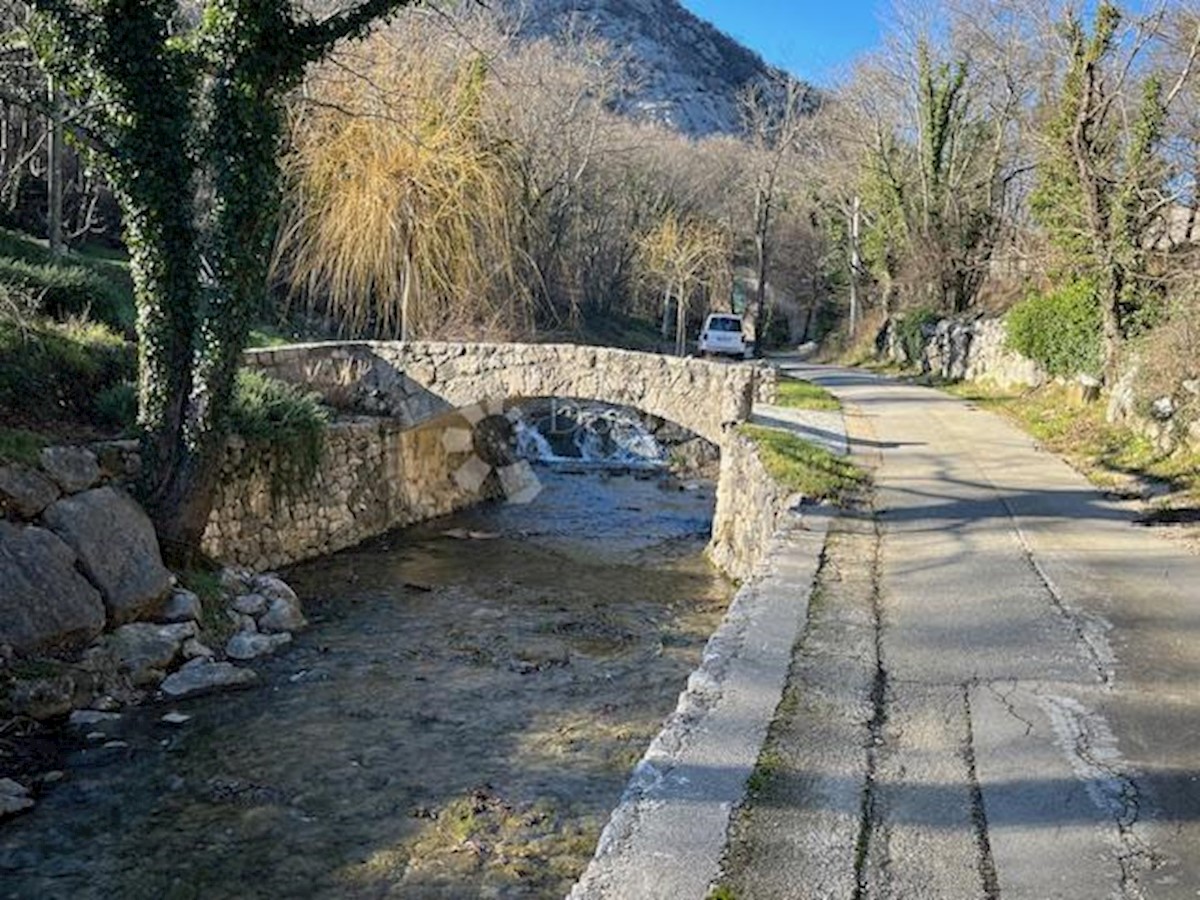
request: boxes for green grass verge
[739,424,869,504]
[776,376,840,411]
[943,381,1199,500]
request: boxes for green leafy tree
[1030,2,1172,378]
[27,0,416,559]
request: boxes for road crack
[853,509,890,900]
[1037,693,1164,898]
[962,682,1001,900]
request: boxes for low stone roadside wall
[885,314,1198,454]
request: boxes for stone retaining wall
[706,432,796,582]
[884,315,1045,388]
[200,417,489,570]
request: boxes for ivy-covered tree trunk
[30,0,415,561]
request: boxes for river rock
[251,575,300,607]
[0,778,33,819]
[156,589,202,624]
[257,596,307,634]
[0,522,106,656]
[181,638,215,660]
[100,622,196,686]
[8,671,81,720]
[42,487,173,624]
[220,567,253,594]
[0,464,60,519]
[160,658,258,699]
[68,709,121,728]
[38,446,101,493]
[225,630,291,661]
[1151,396,1175,420]
[231,593,268,616]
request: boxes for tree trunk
[752,186,769,357]
[47,77,64,258]
[675,290,687,356]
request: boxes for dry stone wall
[884,316,1045,388]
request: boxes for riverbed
[0,469,732,899]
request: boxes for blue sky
[682,0,884,85]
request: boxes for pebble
[69,710,121,728]
[161,711,191,725]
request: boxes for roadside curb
[567,504,835,899]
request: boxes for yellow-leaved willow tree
[275,31,527,341]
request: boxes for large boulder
[38,446,101,494]
[42,487,173,624]
[0,522,106,655]
[0,465,60,519]
[98,622,197,686]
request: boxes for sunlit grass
[775,376,840,411]
[739,424,869,503]
[944,381,1200,499]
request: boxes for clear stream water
[0,445,732,899]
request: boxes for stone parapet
[244,341,765,445]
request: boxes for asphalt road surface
[729,363,1200,900]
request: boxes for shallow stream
[0,468,732,899]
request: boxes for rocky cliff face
[490,0,807,135]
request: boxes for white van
[698,313,747,358]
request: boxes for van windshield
[708,317,742,332]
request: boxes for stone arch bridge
[203,342,778,571]
[244,341,776,445]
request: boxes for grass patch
[944,381,1200,500]
[776,376,840,411]
[746,747,784,795]
[739,424,869,504]
[0,227,134,331]
[0,317,136,436]
[0,427,48,466]
[180,568,236,648]
[247,325,298,348]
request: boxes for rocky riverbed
[0,469,732,899]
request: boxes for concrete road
[760,363,1200,899]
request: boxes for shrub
[1005,279,1102,378]
[230,370,330,497]
[94,382,139,430]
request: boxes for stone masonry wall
[884,316,1045,389]
[200,418,487,570]
[706,432,795,582]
